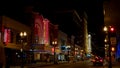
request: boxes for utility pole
[108,33,112,68]
[104,26,116,68]
[108,26,116,68]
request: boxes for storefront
[4,48,32,65]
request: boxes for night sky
[2,0,106,56]
[2,0,104,34]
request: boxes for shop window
[61,46,66,51]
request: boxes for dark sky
[2,0,104,34]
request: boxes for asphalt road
[36,61,103,68]
[33,60,120,68]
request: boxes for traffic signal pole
[104,26,116,68]
[108,26,115,68]
[108,34,112,68]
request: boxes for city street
[1,1,120,68]
[24,60,120,68]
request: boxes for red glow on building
[52,47,54,55]
[4,28,11,44]
[43,18,49,45]
[52,48,54,52]
[34,13,50,45]
[34,13,44,44]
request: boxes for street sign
[110,37,116,45]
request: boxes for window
[16,33,21,44]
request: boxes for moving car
[91,56,104,66]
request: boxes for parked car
[91,56,104,66]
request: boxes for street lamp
[67,46,71,62]
[103,26,108,32]
[20,32,27,68]
[103,26,111,68]
[52,40,58,64]
[103,26,115,68]
[103,26,109,56]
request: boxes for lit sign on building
[43,18,49,45]
[34,13,50,45]
[4,28,11,44]
[34,14,44,44]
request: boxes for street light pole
[67,46,71,63]
[108,32,112,68]
[103,26,112,68]
[52,40,57,64]
[20,32,27,68]
[54,45,56,64]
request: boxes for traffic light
[109,26,116,37]
[111,47,115,52]
[108,26,117,45]
[110,27,114,32]
[108,26,116,68]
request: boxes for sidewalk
[10,63,53,68]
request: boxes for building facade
[0,16,31,66]
[58,30,68,61]
[31,12,60,63]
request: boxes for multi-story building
[0,16,31,66]
[31,12,61,62]
[83,12,92,57]
[0,11,89,67]
[58,30,68,61]
[73,11,89,58]
[0,14,60,66]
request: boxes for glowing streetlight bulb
[104,39,107,42]
[20,32,23,37]
[103,26,108,32]
[54,41,57,44]
[23,32,27,36]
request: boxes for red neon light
[43,18,49,45]
[110,27,114,32]
[34,13,44,44]
[4,29,11,44]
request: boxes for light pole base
[54,61,58,64]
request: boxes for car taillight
[92,59,95,62]
[100,59,103,62]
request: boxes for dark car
[91,56,104,66]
